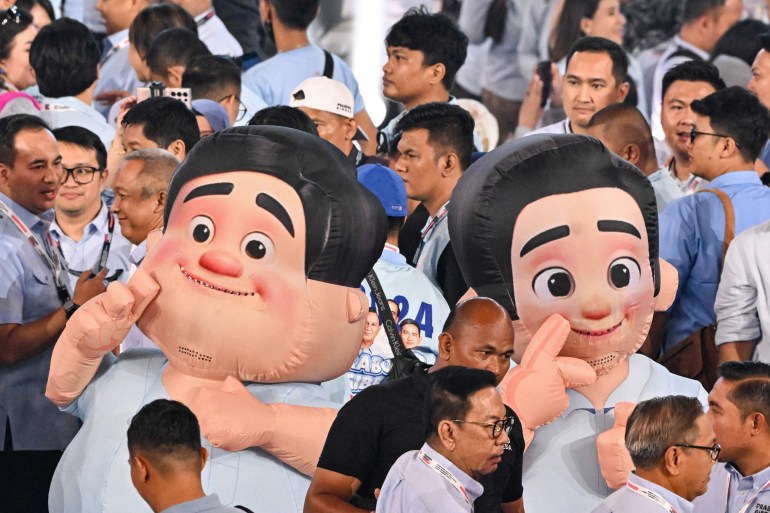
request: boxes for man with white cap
[290,77,385,167]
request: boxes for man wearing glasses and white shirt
[50,126,132,290]
[694,362,770,513]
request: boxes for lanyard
[418,449,473,510]
[726,473,770,513]
[0,198,71,304]
[414,203,449,263]
[101,37,129,65]
[196,9,215,27]
[59,210,115,278]
[626,480,679,513]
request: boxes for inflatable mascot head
[137,126,387,383]
[449,134,677,376]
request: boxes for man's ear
[0,162,10,186]
[618,81,630,102]
[663,445,683,476]
[654,259,678,311]
[343,118,358,142]
[438,332,453,362]
[428,62,446,86]
[720,137,740,160]
[442,152,460,177]
[437,420,458,450]
[165,66,185,88]
[200,447,208,468]
[154,190,167,213]
[133,454,151,482]
[624,144,641,166]
[166,139,186,160]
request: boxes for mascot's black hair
[165,125,387,288]
[448,134,660,320]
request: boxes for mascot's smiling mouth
[179,265,255,296]
[570,320,623,337]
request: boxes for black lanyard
[60,211,119,281]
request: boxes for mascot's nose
[199,250,244,278]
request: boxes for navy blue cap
[357,163,407,218]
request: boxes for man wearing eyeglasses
[693,361,770,513]
[377,366,511,513]
[50,126,132,290]
[656,87,770,357]
[593,395,717,513]
[305,297,524,513]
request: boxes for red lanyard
[418,448,473,509]
[626,480,679,513]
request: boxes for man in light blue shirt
[30,19,116,154]
[376,367,509,513]
[693,361,770,513]
[593,395,717,513]
[49,126,132,290]
[658,87,770,353]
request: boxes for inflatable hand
[46,268,160,406]
[502,314,597,437]
[188,375,275,452]
[597,401,636,489]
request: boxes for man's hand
[597,401,635,489]
[72,268,108,306]
[502,314,596,434]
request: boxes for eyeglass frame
[60,166,104,185]
[451,416,514,439]
[673,443,721,461]
[0,6,22,27]
[689,129,741,148]
[218,94,247,122]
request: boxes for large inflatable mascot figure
[45,126,387,512]
[448,134,708,512]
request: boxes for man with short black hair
[30,18,116,149]
[242,0,376,151]
[146,27,211,88]
[693,361,770,513]
[182,55,244,126]
[593,396,716,512]
[658,87,770,356]
[128,399,241,513]
[305,297,524,513]
[0,114,106,511]
[376,366,510,513]
[121,96,200,161]
[393,102,474,305]
[527,37,629,137]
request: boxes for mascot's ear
[347,288,366,322]
[654,259,678,312]
[146,228,163,255]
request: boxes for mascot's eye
[532,267,575,299]
[608,257,641,289]
[241,232,275,261]
[187,216,214,244]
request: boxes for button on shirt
[592,472,694,513]
[49,203,133,291]
[659,171,770,352]
[714,220,770,362]
[0,191,81,450]
[41,96,115,150]
[160,493,242,513]
[376,442,484,513]
[693,462,770,513]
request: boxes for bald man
[587,104,658,177]
[305,297,525,513]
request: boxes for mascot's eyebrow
[257,193,295,237]
[597,220,641,239]
[520,225,570,257]
[184,182,234,202]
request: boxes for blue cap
[357,164,407,218]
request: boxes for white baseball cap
[290,76,369,141]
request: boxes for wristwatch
[64,298,80,319]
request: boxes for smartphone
[136,81,192,109]
[536,61,552,108]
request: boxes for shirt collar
[130,239,148,266]
[0,190,53,232]
[159,494,222,513]
[561,354,646,418]
[673,35,710,60]
[50,202,109,241]
[379,245,406,266]
[194,7,215,21]
[420,442,484,501]
[708,171,762,189]
[107,28,129,46]
[726,461,770,491]
[628,472,694,513]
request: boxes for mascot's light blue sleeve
[50,352,337,513]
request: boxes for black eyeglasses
[689,130,741,148]
[219,94,247,122]
[452,416,514,439]
[60,166,103,185]
[674,443,721,461]
[0,6,22,27]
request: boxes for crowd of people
[2,0,770,512]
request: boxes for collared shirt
[648,161,708,214]
[714,220,770,362]
[0,191,81,450]
[659,171,770,352]
[651,36,709,143]
[49,203,133,291]
[93,29,144,118]
[522,354,706,513]
[592,472,694,513]
[525,118,573,137]
[195,9,243,58]
[693,462,770,513]
[160,493,242,513]
[376,442,484,513]
[41,96,115,150]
